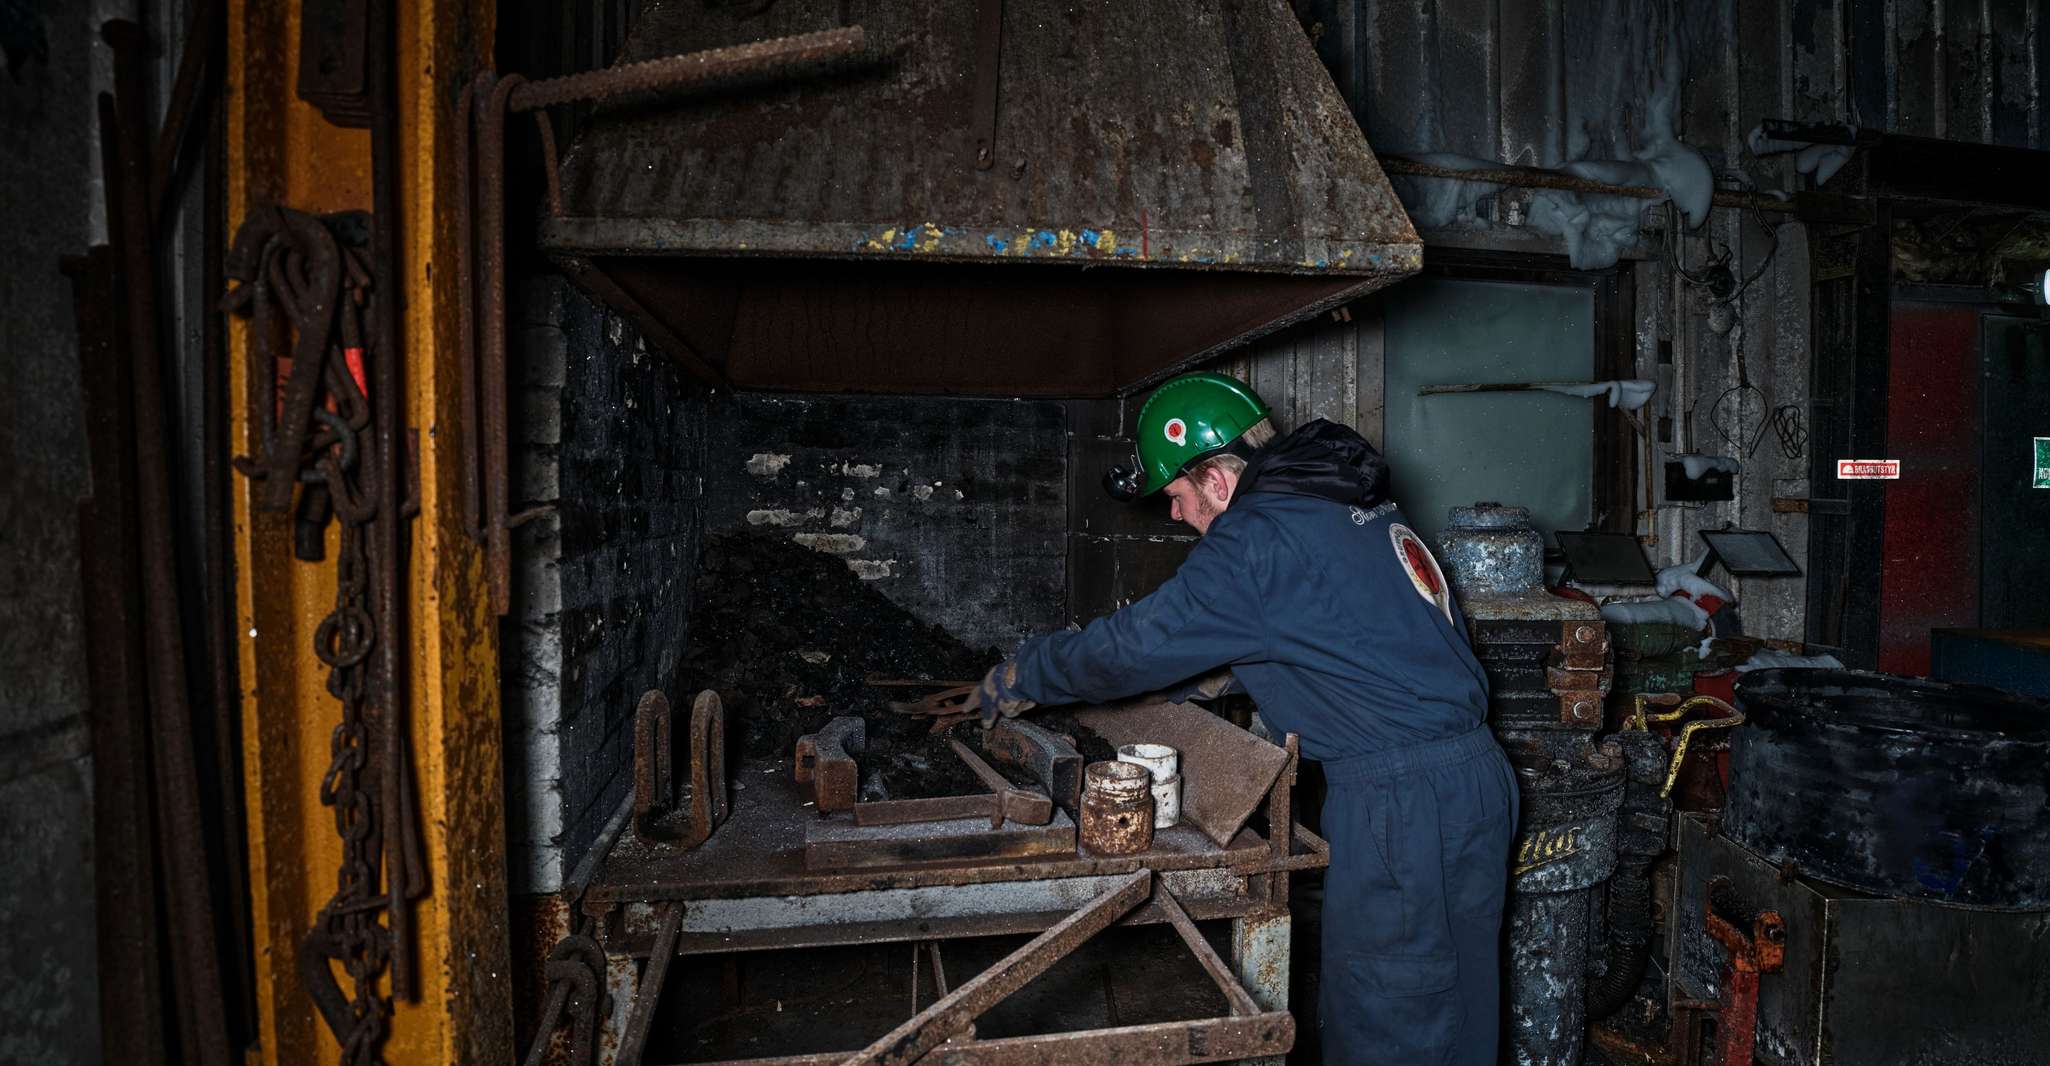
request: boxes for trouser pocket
[1339,952,1460,1062]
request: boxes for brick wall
[701,393,1069,653]
[503,277,706,892]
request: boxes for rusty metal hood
[540,0,1420,397]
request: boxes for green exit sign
[2037,437,2050,489]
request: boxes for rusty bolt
[1575,624,1597,644]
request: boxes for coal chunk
[681,531,1112,799]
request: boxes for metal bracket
[634,690,729,845]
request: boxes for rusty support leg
[1230,911,1291,1066]
[617,903,683,1066]
[602,949,639,1064]
[1157,885,1260,1017]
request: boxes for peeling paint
[911,484,934,501]
[792,532,866,554]
[846,559,898,580]
[798,650,832,665]
[745,508,822,527]
[830,507,863,527]
[745,452,792,476]
[840,462,882,478]
[872,486,891,498]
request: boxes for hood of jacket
[1233,419,1392,509]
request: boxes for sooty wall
[504,277,707,892]
[702,393,1069,654]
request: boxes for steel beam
[225,0,512,1062]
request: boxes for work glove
[967,659,1036,729]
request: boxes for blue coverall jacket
[1008,420,1517,1066]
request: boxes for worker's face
[1163,466,1237,535]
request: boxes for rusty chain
[225,205,407,1064]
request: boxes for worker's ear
[1200,464,1235,504]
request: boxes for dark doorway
[1979,315,2050,630]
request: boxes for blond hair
[1188,418,1277,481]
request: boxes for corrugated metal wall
[1214,0,2046,643]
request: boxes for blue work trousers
[1318,727,1517,1065]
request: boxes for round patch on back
[1163,418,1188,446]
[1389,523,1455,623]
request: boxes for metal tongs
[872,677,979,733]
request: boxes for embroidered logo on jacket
[1389,523,1455,623]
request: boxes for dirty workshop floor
[644,923,1237,1062]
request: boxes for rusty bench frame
[581,736,1324,1066]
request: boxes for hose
[1586,863,1655,1020]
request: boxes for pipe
[365,0,418,998]
[504,26,866,113]
[103,19,234,1065]
[1381,156,1802,214]
[1585,864,1655,1020]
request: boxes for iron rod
[1380,156,1801,214]
[103,20,233,1065]
[506,27,866,113]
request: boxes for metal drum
[1503,748,1624,1066]
[1728,668,2050,909]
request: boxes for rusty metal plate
[804,809,1078,870]
[1071,700,1288,847]
[540,0,1423,396]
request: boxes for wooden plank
[1497,0,1564,166]
[1360,0,1438,154]
[1942,0,1988,142]
[1245,330,1298,428]
[1354,295,1387,449]
[1434,0,1499,161]
[1294,314,1357,426]
[1987,0,2032,147]
[1678,0,1738,170]
[1736,0,1787,154]
[1893,0,1939,138]
[1788,0,1846,125]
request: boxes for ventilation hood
[539,0,1421,397]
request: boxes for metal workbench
[578,741,1326,1066]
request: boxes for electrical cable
[1771,403,1807,460]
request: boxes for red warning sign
[1836,459,1901,480]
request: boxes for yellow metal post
[225,2,511,1063]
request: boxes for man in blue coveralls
[967,372,1516,1065]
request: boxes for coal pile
[681,531,1113,799]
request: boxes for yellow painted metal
[226,2,510,1064]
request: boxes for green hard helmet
[1104,372,1273,500]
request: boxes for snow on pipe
[1668,453,1740,479]
[1417,379,1656,412]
